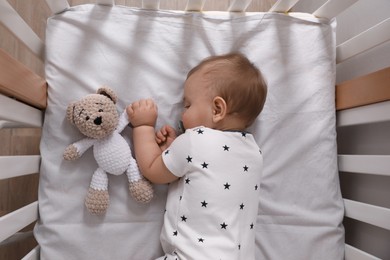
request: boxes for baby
[127,53,267,260]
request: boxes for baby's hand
[127,99,158,127]
[156,125,177,151]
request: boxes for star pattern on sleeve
[197,128,204,134]
[186,155,193,162]
[223,182,231,190]
[223,145,230,151]
[201,162,209,169]
[201,200,208,208]
[243,165,249,172]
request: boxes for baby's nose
[94,116,102,125]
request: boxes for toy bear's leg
[126,157,154,203]
[85,168,109,215]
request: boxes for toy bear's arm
[64,138,96,160]
[116,110,130,133]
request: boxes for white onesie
[158,126,263,260]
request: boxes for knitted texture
[85,188,109,215]
[129,179,154,203]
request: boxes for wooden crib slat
[0,95,43,128]
[336,67,390,110]
[0,202,38,243]
[345,244,381,260]
[21,245,40,260]
[336,101,390,127]
[336,18,390,63]
[0,0,44,60]
[269,0,301,13]
[45,0,70,14]
[228,0,252,12]
[0,156,40,180]
[338,155,390,176]
[344,199,390,231]
[142,0,160,10]
[313,0,358,20]
[0,49,47,109]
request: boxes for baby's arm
[156,125,177,151]
[127,99,178,184]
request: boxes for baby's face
[181,70,215,130]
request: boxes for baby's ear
[212,96,227,123]
[97,86,118,104]
[66,102,76,125]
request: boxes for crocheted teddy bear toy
[63,86,154,215]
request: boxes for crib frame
[1,0,389,259]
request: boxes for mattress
[35,4,344,259]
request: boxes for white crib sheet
[35,4,344,260]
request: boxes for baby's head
[182,52,267,131]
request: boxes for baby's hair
[187,52,267,127]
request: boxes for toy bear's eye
[99,109,103,112]
[86,116,90,120]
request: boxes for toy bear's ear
[66,102,76,125]
[97,86,117,104]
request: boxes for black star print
[201,200,208,207]
[173,230,178,236]
[241,132,247,137]
[243,165,249,172]
[198,238,205,243]
[240,203,245,210]
[238,244,241,250]
[201,162,209,169]
[181,215,187,222]
[224,182,231,190]
[259,149,262,154]
[186,155,192,163]
[185,178,191,184]
[223,145,230,151]
[179,196,182,201]
[255,185,258,190]
[164,150,170,155]
[197,129,204,134]
[250,223,254,229]
[220,222,228,229]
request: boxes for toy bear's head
[66,87,119,139]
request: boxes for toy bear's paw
[63,144,80,160]
[85,188,109,215]
[129,179,154,203]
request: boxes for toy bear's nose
[94,116,102,125]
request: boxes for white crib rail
[313,0,359,20]
[0,95,43,128]
[0,155,41,180]
[0,0,44,60]
[228,0,253,12]
[337,101,390,127]
[0,202,39,244]
[345,244,381,260]
[337,18,390,63]
[338,155,390,176]
[269,0,301,12]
